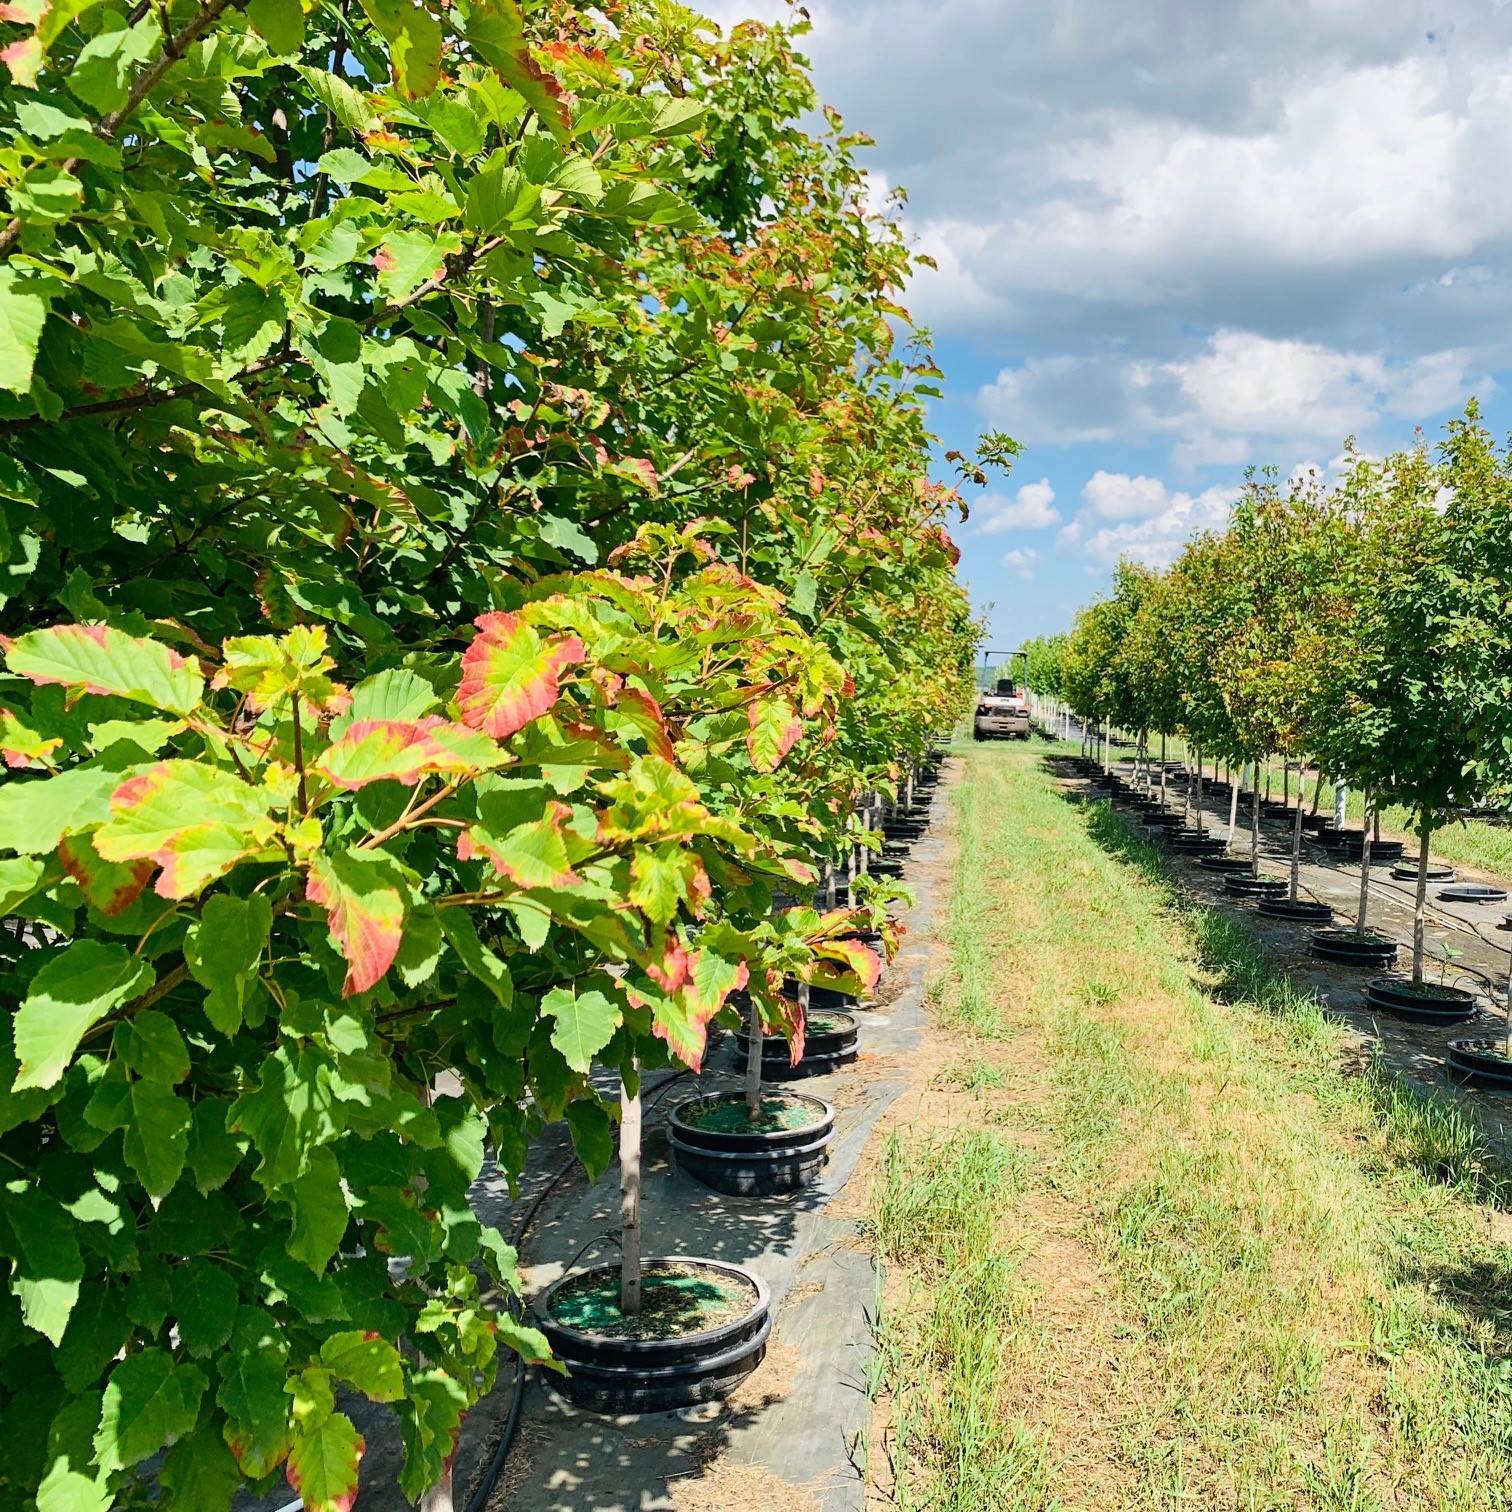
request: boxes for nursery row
[0,3,995,1508]
[1059,746,1512,1095]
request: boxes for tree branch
[0,0,243,259]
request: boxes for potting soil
[682,1095,822,1134]
[550,1261,757,1340]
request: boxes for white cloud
[1064,474,1240,569]
[1001,547,1039,580]
[1080,471,1170,521]
[975,478,1060,533]
[978,329,1492,468]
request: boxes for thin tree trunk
[1412,823,1431,988]
[1227,770,1240,849]
[620,1063,642,1315]
[1283,761,1289,810]
[1251,781,1261,877]
[420,1469,454,1512]
[1504,949,1512,1059]
[1194,748,1205,838]
[1290,786,1304,902]
[1160,734,1168,811]
[1355,790,1374,934]
[1102,720,1111,774]
[1310,766,1324,817]
[745,997,764,1117]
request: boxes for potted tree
[1307,445,1467,982]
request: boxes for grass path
[868,741,1512,1511]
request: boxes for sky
[701,0,1512,657]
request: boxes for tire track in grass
[868,741,1512,1512]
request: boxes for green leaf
[185,892,272,1036]
[216,1307,291,1479]
[229,1044,338,1191]
[288,1146,348,1273]
[539,512,599,564]
[56,1281,130,1391]
[69,14,161,113]
[463,158,541,234]
[35,1464,111,1512]
[14,940,154,1090]
[120,1079,190,1198]
[295,66,379,133]
[0,1183,83,1344]
[171,1260,238,1359]
[245,0,303,52]
[397,1369,466,1502]
[0,766,122,855]
[437,911,512,1005]
[320,1329,404,1401]
[94,1348,207,1472]
[0,268,52,393]
[358,0,442,96]
[542,983,620,1073]
[565,1097,613,1180]
[160,1428,239,1512]
[347,667,439,722]
[0,854,46,912]
[4,623,203,714]
[122,1008,189,1083]
[38,0,109,52]
[187,1096,243,1192]
[285,1410,364,1511]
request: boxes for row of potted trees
[539,756,947,1413]
[1025,414,1512,1086]
[0,0,1000,1505]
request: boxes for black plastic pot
[1447,1038,1512,1090]
[538,1259,772,1414]
[1363,978,1477,1024]
[734,1011,858,1080]
[1302,814,1331,835]
[808,983,862,1012]
[1200,856,1256,874]
[1142,813,1184,829]
[1170,837,1229,856]
[1439,884,1510,905]
[1310,930,1398,968]
[669,1093,836,1196]
[1224,876,1288,899]
[1255,898,1334,924]
[1322,834,1406,863]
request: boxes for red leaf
[746,697,803,773]
[317,717,502,789]
[456,613,583,739]
[307,849,405,996]
[59,832,153,916]
[613,687,677,762]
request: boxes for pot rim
[538,1256,771,1356]
[669,1090,835,1145]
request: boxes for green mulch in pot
[550,1261,757,1341]
[680,1094,822,1135]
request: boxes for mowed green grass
[869,740,1512,1512]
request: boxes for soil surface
[549,1262,757,1341]
[678,1093,827,1135]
